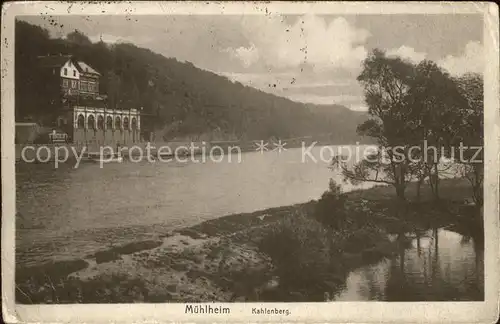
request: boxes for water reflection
[335,228,484,301]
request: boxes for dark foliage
[313,179,348,230]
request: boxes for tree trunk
[395,184,406,201]
[416,177,424,202]
[472,165,483,208]
[416,231,421,256]
[433,163,440,201]
[428,170,439,201]
[472,185,483,208]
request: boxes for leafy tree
[332,49,419,200]
[454,73,484,208]
[408,60,467,201]
[15,21,51,121]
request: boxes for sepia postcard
[1,1,499,323]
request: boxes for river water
[15,146,483,300]
[16,147,364,265]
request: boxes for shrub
[313,179,348,230]
[16,273,148,304]
[258,212,344,300]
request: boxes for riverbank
[15,178,483,303]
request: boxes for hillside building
[36,55,142,147]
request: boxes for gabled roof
[37,55,101,76]
[76,61,101,76]
[38,55,73,68]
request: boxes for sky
[20,14,483,111]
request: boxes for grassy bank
[16,178,482,303]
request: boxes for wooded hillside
[15,20,368,143]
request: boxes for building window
[97,115,104,130]
[80,81,88,92]
[62,79,69,88]
[64,68,67,76]
[131,118,137,130]
[115,116,121,129]
[88,82,96,93]
[106,116,113,129]
[77,114,85,129]
[87,115,95,129]
[71,80,78,89]
[73,70,76,77]
[123,117,129,130]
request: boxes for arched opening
[123,117,129,130]
[131,117,137,143]
[97,115,104,130]
[106,116,113,129]
[77,114,85,129]
[115,116,121,130]
[87,115,95,130]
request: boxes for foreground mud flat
[16,205,301,303]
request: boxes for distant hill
[15,20,369,144]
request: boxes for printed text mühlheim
[185,304,230,314]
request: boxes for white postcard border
[2,2,499,323]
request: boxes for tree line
[332,49,483,208]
